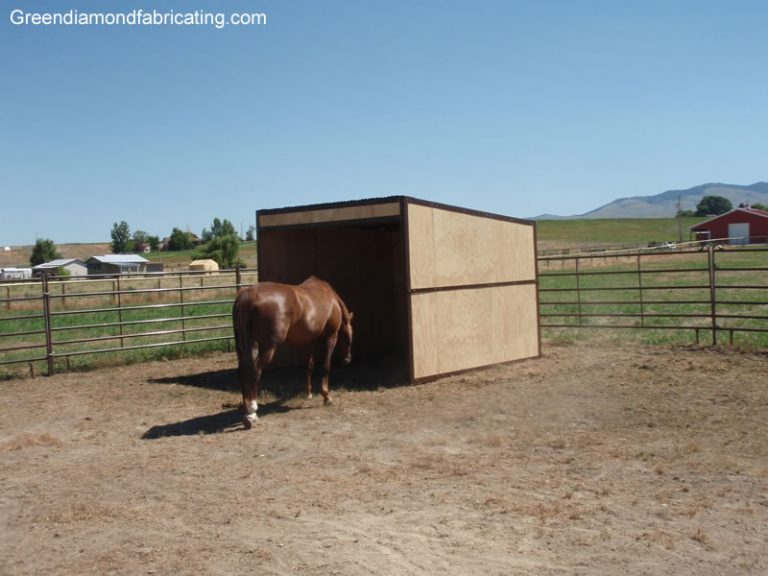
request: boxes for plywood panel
[410,284,539,379]
[259,202,401,228]
[408,203,535,290]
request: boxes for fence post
[707,244,717,346]
[636,253,644,328]
[117,276,125,348]
[179,274,186,341]
[575,257,583,326]
[235,266,242,291]
[41,274,54,376]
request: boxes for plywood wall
[410,284,539,379]
[407,202,536,290]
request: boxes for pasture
[1,340,766,575]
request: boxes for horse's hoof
[306,393,313,400]
[323,397,333,406]
[243,418,253,430]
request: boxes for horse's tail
[232,289,257,379]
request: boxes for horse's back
[234,282,301,343]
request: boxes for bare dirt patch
[1,341,766,575]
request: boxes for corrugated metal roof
[33,258,85,269]
[87,255,149,264]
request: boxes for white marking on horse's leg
[306,393,313,400]
[243,399,258,428]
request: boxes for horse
[232,276,354,429]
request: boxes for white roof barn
[32,258,87,277]
[86,255,149,276]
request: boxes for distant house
[86,255,150,276]
[32,258,87,278]
[690,208,768,245]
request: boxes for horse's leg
[246,344,276,425]
[305,351,315,400]
[238,342,258,430]
[320,334,338,405]
[241,343,275,429]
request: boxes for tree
[131,230,150,253]
[751,203,768,211]
[148,235,161,252]
[207,217,238,240]
[168,227,195,251]
[30,238,61,266]
[111,221,133,253]
[197,234,241,269]
[695,196,732,217]
[245,225,256,242]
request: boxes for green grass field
[536,216,707,248]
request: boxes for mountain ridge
[536,182,768,220]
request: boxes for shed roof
[87,255,149,265]
[33,258,86,270]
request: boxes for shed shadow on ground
[142,355,408,438]
[147,354,409,397]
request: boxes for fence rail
[0,268,258,376]
[538,245,768,346]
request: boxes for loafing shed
[256,197,540,383]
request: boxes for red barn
[691,207,768,245]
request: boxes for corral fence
[0,268,258,377]
[3,245,767,378]
[538,245,768,346]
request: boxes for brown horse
[232,276,354,429]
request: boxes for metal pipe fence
[0,268,258,376]
[3,246,766,377]
[538,245,768,346]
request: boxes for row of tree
[28,218,250,269]
[110,218,247,268]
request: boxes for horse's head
[337,312,354,365]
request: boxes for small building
[86,255,150,276]
[0,267,32,281]
[32,258,87,278]
[257,196,540,383]
[189,259,220,274]
[690,207,768,245]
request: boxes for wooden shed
[257,197,540,382]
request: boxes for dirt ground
[1,340,766,576]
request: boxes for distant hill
[537,182,768,219]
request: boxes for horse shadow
[141,402,293,439]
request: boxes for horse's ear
[348,312,354,323]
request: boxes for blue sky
[2,0,767,245]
